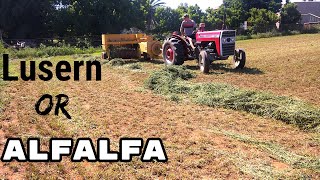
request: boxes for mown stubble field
[0,34,319,179]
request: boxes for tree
[205,0,246,30]
[51,0,146,36]
[248,8,278,33]
[176,3,188,18]
[186,4,206,25]
[223,0,246,30]
[153,7,180,34]
[144,0,165,31]
[280,3,301,31]
[205,7,224,30]
[218,0,282,29]
[242,0,282,13]
[0,0,56,39]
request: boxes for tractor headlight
[222,37,235,44]
[208,42,215,49]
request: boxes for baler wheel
[162,38,185,65]
[199,50,210,74]
[233,49,246,69]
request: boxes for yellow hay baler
[101,34,162,60]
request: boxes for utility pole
[222,0,226,30]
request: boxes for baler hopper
[101,34,162,60]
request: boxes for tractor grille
[221,31,236,56]
[222,43,235,56]
[222,30,236,37]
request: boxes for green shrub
[282,30,301,36]
[248,8,279,34]
[236,35,252,41]
[302,24,320,34]
[2,45,99,58]
[236,30,301,41]
[0,41,8,54]
[251,31,282,39]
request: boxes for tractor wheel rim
[234,54,240,67]
[166,48,174,62]
[234,60,240,67]
[199,55,204,71]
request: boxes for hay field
[0,34,319,179]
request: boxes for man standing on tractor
[180,14,197,49]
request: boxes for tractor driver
[180,14,197,49]
[180,14,197,39]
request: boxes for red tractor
[162,23,246,73]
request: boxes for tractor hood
[196,30,223,39]
[196,30,236,57]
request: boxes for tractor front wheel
[233,49,246,69]
[162,38,185,65]
[199,50,210,74]
[101,52,108,60]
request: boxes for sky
[162,0,223,10]
[162,0,303,10]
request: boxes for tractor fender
[170,35,193,55]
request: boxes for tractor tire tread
[171,40,185,65]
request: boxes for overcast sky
[162,0,303,10]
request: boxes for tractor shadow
[185,63,264,75]
[211,63,264,75]
[144,59,164,64]
[121,58,164,65]
[101,58,164,65]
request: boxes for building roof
[295,2,320,17]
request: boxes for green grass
[15,46,99,58]
[0,54,5,111]
[1,42,100,59]
[145,66,320,132]
[236,30,302,41]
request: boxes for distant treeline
[0,0,303,40]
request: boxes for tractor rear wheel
[233,49,246,69]
[199,50,210,74]
[162,38,185,65]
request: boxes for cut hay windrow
[127,63,142,70]
[145,66,320,132]
[108,58,126,66]
[208,128,320,172]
